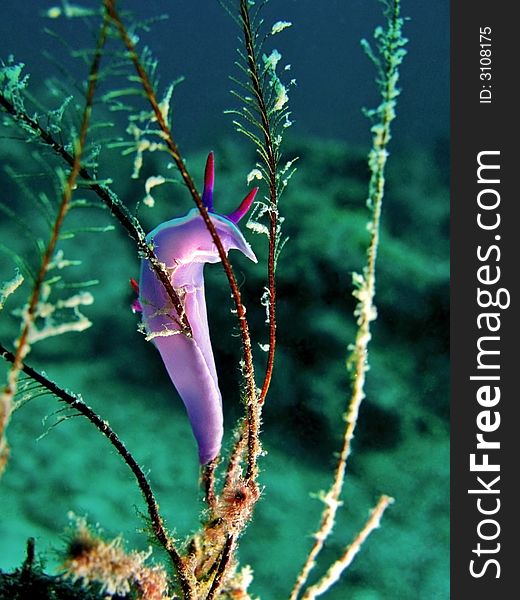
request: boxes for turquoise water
[0,138,449,599]
[0,1,448,598]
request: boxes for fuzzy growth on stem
[290,2,407,598]
[62,515,170,600]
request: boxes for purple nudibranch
[136,153,258,464]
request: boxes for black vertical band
[451,2,518,597]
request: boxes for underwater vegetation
[0,0,448,599]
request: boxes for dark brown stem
[0,341,195,598]
[259,234,277,404]
[201,459,218,513]
[205,534,235,600]
[239,0,278,408]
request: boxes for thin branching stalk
[300,495,394,600]
[220,0,291,503]
[0,341,196,598]
[290,3,406,598]
[202,459,219,513]
[205,534,235,600]
[0,13,109,474]
[104,0,261,483]
[238,0,279,406]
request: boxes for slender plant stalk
[0,341,196,598]
[300,495,394,600]
[290,3,406,598]
[238,0,279,406]
[219,0,287,503]
[205,534,235,600]
[0,13,109,474]
[104,0,261,483]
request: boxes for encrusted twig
[0,12,109,474]
[202,458,219,513]
[0,341,195,598]
[237,0,279,407]
[300,495,394,600]
[290,3,406,598]
[220,0,293,501]
[205,534,235,600]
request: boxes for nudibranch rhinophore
[135,153,257,464]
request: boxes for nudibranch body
[136,153,257,464]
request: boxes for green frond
[102,87,147,102]
[58,279,99,290]
[60,224,115,238]
[37,408,84,441]
[235,47,250,68]
[126,13,169,36]
[5,166,55,224]
[75,176,114,188]
[137,46,161,92]
[229,88,257,110]
[232,121,264,150]
[224,0,295,215]
[9,375,57,412]
[229,72,256,97]
[218,0,242,26]
[68,198,107,210]
[46,95,74,133]
[0,59,30,117]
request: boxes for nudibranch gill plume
[134,153,258,464]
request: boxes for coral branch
[238,0,279,407]
[0,13,109,475]
[300,495,394,600]
[202,458,219,513]
[0,341,195,598]
[290,3,406,598]
[205,534,235,600]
